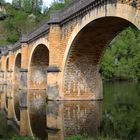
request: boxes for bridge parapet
[49,0,140,25]
[118,0,140,10]
[0,0,139,52]
[18,0,140,44]
[49,0,108,24]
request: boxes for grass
[65,135,118,140]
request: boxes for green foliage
[65,135,118,140]
[50,0,73,10]
[0,112,17,140]
[10,136,38,140]
[0,0,5,6]
[12,0,43,14]
[101,27,140,81]
[0,0,73,44]
[101,82,140,140]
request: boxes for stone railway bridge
[0,0,140,100]
[0,0,140,137]
[0,0,140,101]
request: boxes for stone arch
[14,53,21,88]
[12,53,21,122]
[5,57,9,84]
[28,43,49,89]
[61,3,140,100]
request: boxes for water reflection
[0,86,103,140]
[0,85,5,110]
[28,90,47,139]
[0,85,8,112]
[13,88,20,122]
[46,101,102,139]
[0,82,140,139]
[102,81,140,140]
[5,86,8,112]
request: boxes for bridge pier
[1,55,7,85]
[19,43,29,90]
[0,86,5,110]
[8,50,15,86]
[20,107,31,136]
[47,101,64,140]
[0,70,4,85]
[7,87,14,120]
[20,69,28,90]
[20,107,32,136]
[47,24,62,100]
[47,66,61,100]
[19,89,31,136]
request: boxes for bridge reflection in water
[0,85,102,140]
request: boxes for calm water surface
[0,81,140,140]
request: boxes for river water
[0,81,140,140]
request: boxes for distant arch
[28,44,49,89]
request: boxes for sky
[5,0,54,7]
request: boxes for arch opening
[6,58,9,83]
[14,53,21,88]
[29,44,49,90]
[5,58,9,109]
[13,53,21,122]
[64,17,137,100]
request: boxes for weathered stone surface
[47,84,59,100]
[19,89,27,108]
[20,69,28,89]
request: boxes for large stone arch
[61,3,140,100]
[28,42,49,89]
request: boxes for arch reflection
[46,101,102,139]
[28,90,47,139]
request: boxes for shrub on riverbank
[0,112,16,139]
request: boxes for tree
[101,27,140,81]
[0,0,5,6]
[12,0,23,10]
